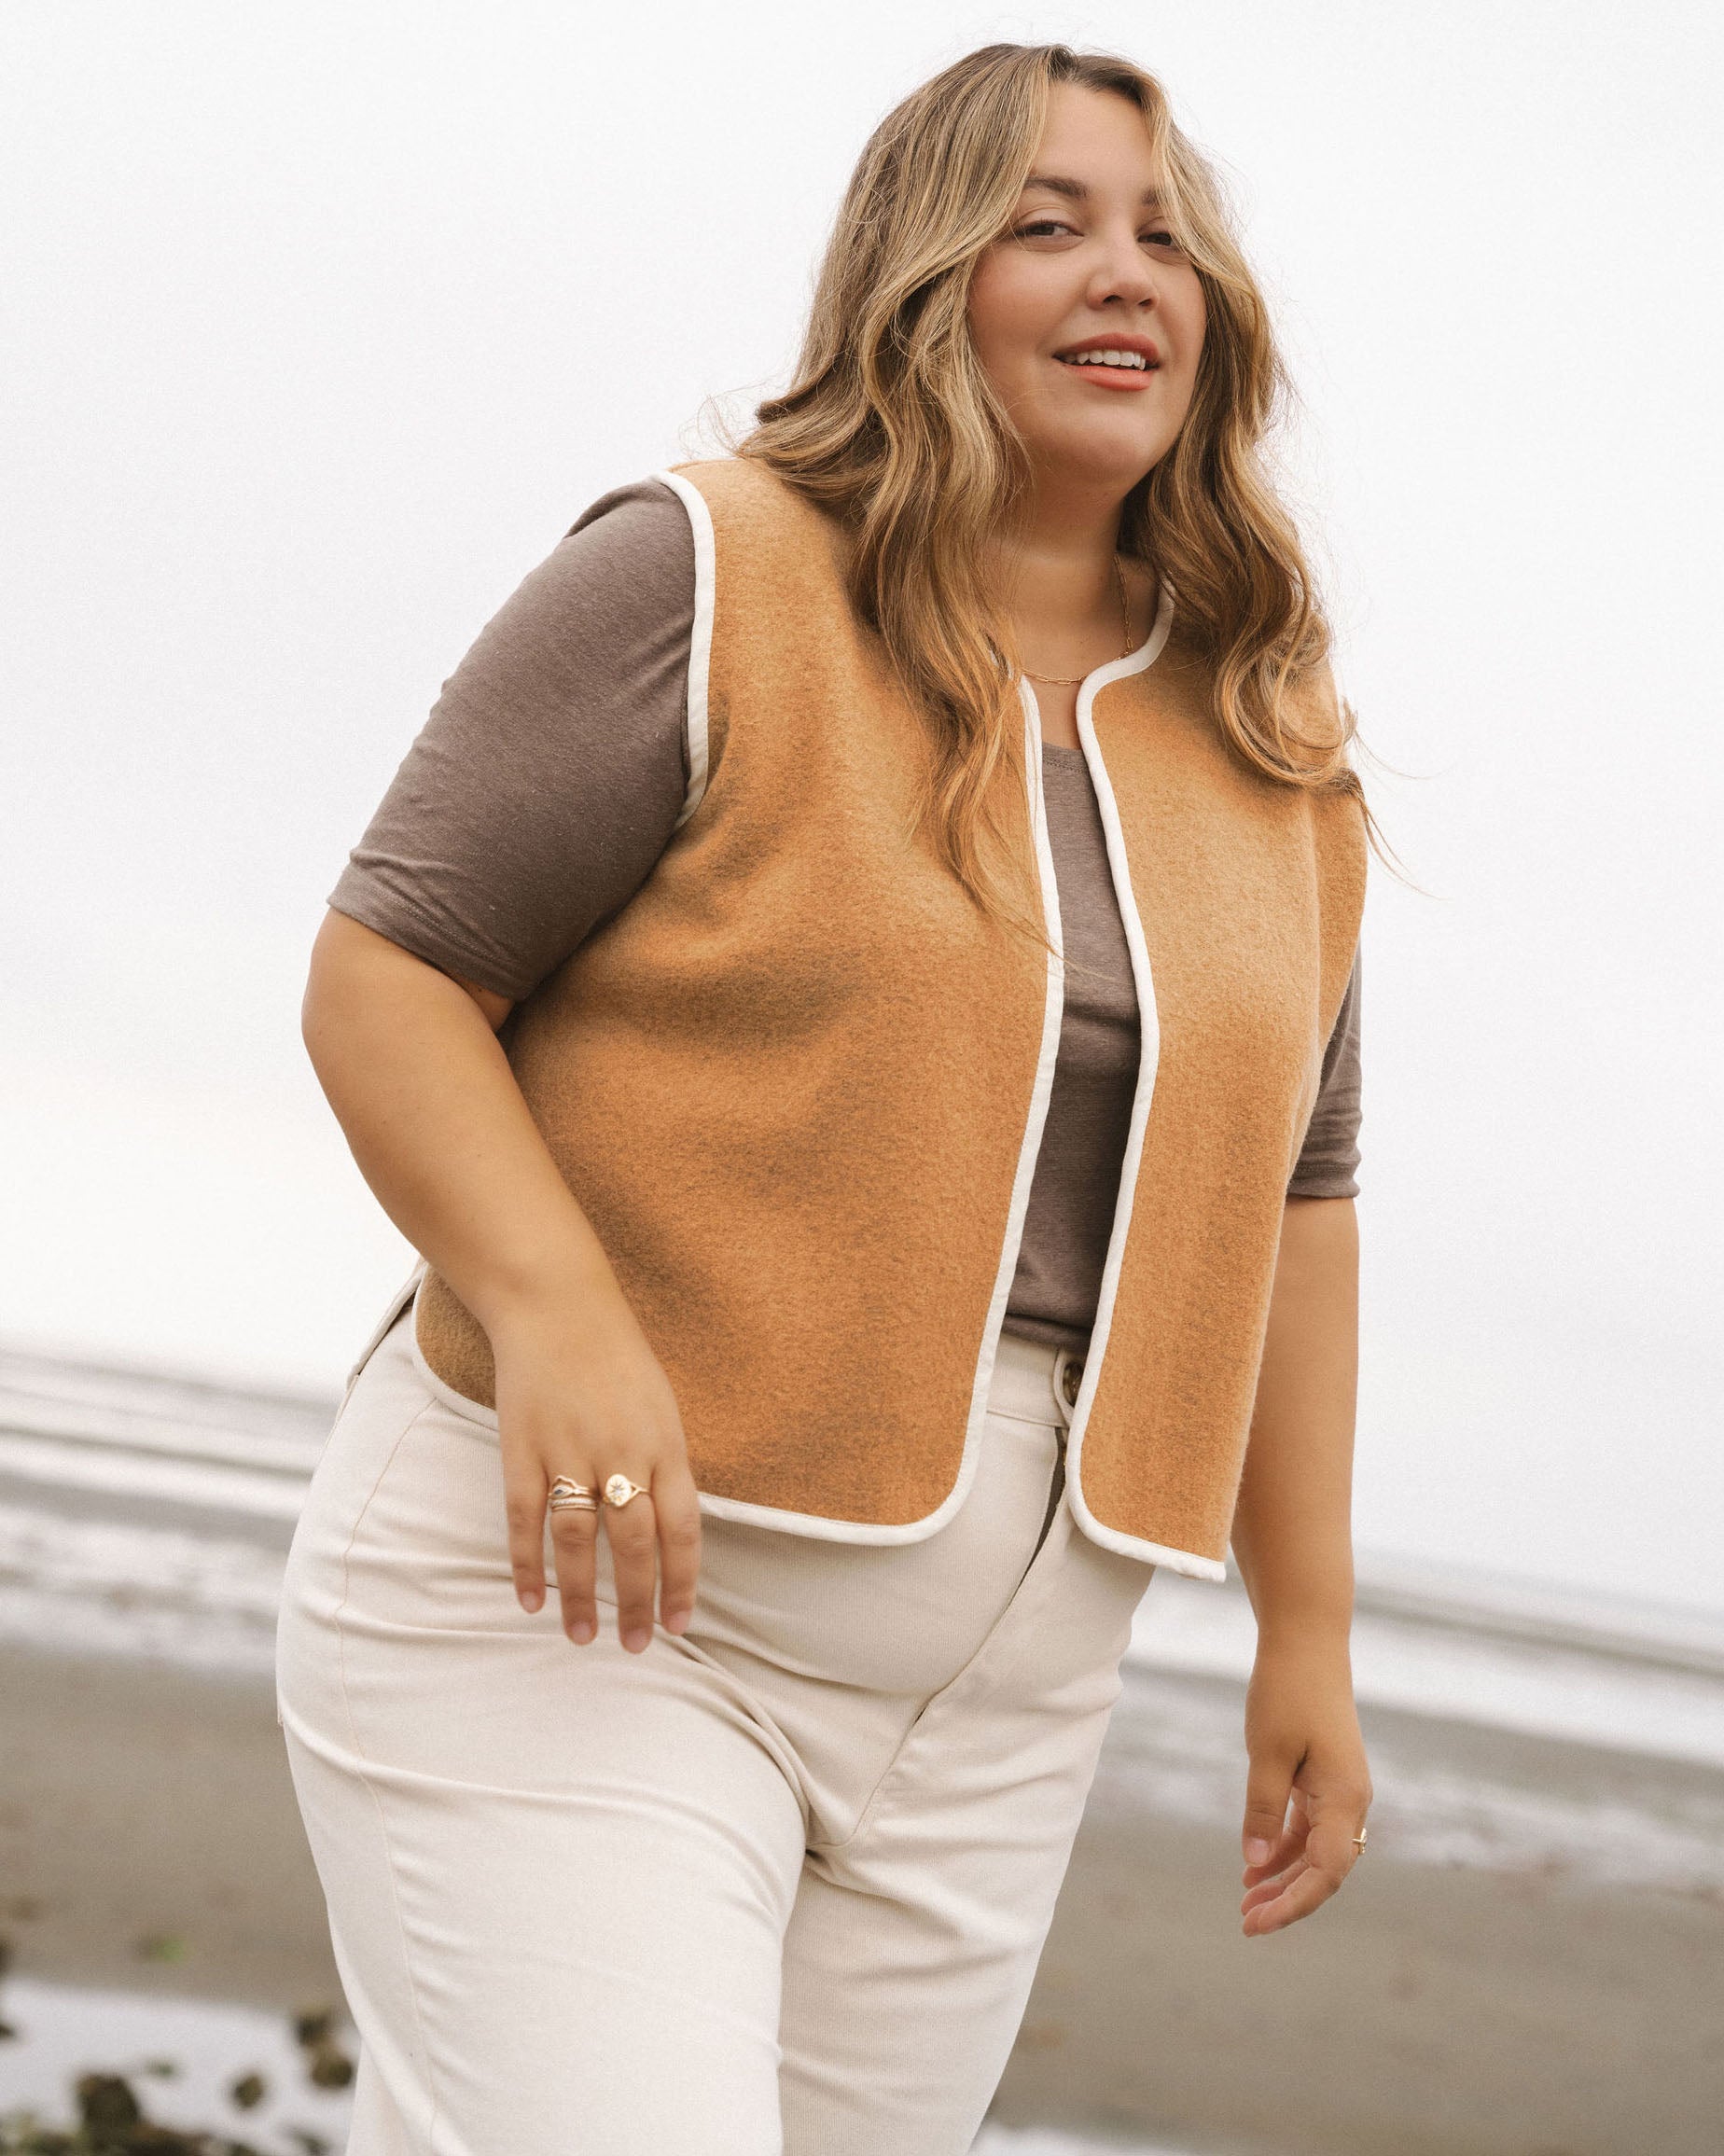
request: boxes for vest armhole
[652,466,716,829]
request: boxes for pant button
[1061,1357,1084,1407]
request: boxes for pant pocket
[340,1260,428,1409]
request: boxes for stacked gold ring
[548,1477,599,1513]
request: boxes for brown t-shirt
[329,479,1363,1355]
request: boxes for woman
[278,40,1381,2156]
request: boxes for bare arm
[301,907,701,1652]
[1226,1194,1374,1935]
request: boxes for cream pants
[275,1280,1156,2155]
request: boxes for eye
[1010,216,1189,259]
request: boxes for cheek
[967,259,1047,378]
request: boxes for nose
[1086,225,1160,312]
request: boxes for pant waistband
[365,1267,1086,1437]
[986,1329,1086,1429]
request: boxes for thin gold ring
[603,1472,647,1509]
[1352,1828,1369,1851]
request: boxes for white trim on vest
[653,466,716,830]
[946,672,1072,1527]
[1054,578,1230,1584]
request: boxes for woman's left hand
[1237,1635,1374,1937]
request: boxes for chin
[1028,426,1164,494]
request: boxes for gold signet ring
[603,1472,647,1509]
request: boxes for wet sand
[1001,1747,1724,2153]
[0,1646,340,2011]
[2,1642,1720,2155]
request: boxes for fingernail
[623,1627,649,1653]
[665,1609,689,1635]
[569,1619,594,1645]
[1245,1838,1272,1865]
[520,1587,543,1613]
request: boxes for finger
[604,1486,660,1653]
[1242,1799,1366,1931]
[1242,1808,1308,1881]
[1241,1765,1297,1870]
[1302,1805,1369,1891]
[1242,1854,1310,1914]
[548,1486,602,1645]
[652,1465,702,1636]
[1243,1853,1346,1935]
[1281,1777,1369,1883]
[505,1466,551,1614]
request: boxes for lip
[1053,358,1158,391]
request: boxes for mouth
[1050,339,1162,390]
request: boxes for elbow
[301,909,364,1075]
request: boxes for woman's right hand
[488,1284,702,1654]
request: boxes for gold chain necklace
[1022,557,1133,686]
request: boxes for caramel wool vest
[413,455,1367,1579]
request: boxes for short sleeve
[1286,948,1362,1199]
[327,477,697,1002]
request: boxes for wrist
[1233,1545,1356,1657]
[468,1244,633,1351]
[1250,1607,1356,1660]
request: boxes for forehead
[1022,83,1162,198]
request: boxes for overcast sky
[5,2,1719,1614]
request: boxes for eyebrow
[1021,174,1166,211]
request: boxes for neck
[989,472,1133,660]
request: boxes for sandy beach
[3,1634,1719,2155]
[3,1337,1721,2151]
[999,1672,1724,2153]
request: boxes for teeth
[1060,350,1151,369]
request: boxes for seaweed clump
[0,1966,353,2156]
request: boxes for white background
[4,3,1719,1611]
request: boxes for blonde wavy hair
[721,40,1395,950]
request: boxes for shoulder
[564,472,697,548]
[549,474,697,610]
[452,476,697,681]
[657,455,842,554]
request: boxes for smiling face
[966,82,1207,505]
